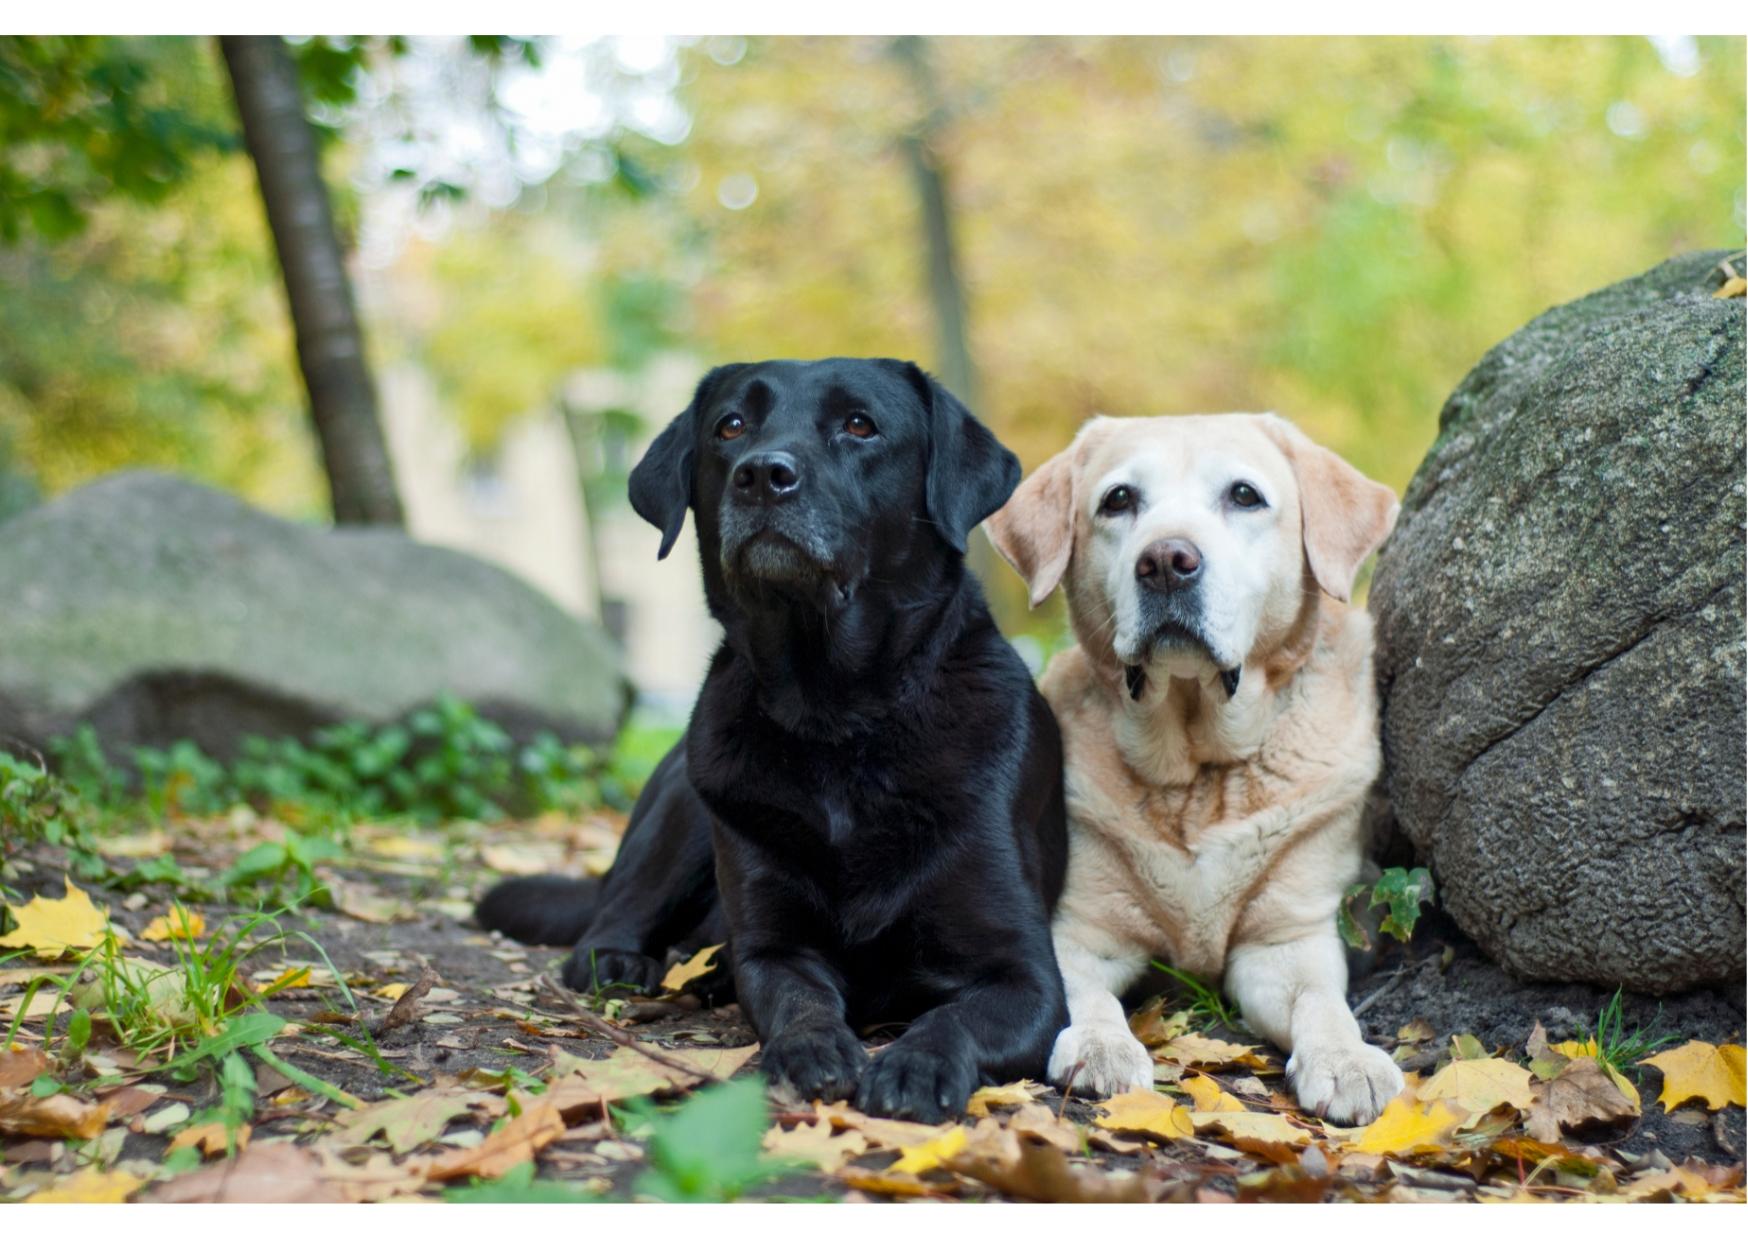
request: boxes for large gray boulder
[1370,251,1745,995]
[0,471,629,760]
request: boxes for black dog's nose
[1136,538,1202,591]
[732,451,801,502]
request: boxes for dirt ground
[2,822,1744,1203]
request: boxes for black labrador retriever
[476,358,1067,1121]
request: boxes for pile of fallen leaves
[2,847,1744,1203]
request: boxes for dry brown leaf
[762,1117,869,1171]
[337,1089,493,1154]
[375,964,437,1036]
[1524,1057,1638,1143]
[0,1087,109,1139]
[424,1100,566,1182]
[324,875,416,925]
[0,1046,50,1089]
[148,1142,348,1202]
[1005,1102,1082,1153]
[542,1043,759,1119]
[945,1120,1149,1203]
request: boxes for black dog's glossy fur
[476,358,1067,1121]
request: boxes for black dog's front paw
[761,1020,867,1103]
[561,944,663,995]
[855,1038,977,1122]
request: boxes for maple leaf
[1157,1033,1269,1070]
[1523,1057,1638,1143]
[888,1124,969,1174]
[762,1117,869,1171]
[424,1099,567,1182]
[1344,1095,1465,1155]
[1419,1055,1536,1115]
[661,943,723,993]
[1093,1089,1195,1141]
[1180,1073,1247,1112]
[337,1090,493,1153]
[141,906,205,942]
[0,878,114,958]
[1189,1109,1313,1161]
[966,1079,1045,1117]
[1641,1041,1746,1111]
[24,1168,145,1203]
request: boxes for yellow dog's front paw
[1047,1022,1154,1097]
[1288,1040,1403,1125]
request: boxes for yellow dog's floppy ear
[1261,415,1400,603]
[986,446,1078,608]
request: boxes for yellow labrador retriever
[988,412,1402,1124]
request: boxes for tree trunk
[218,36,404,527]
[892,37,998,587]
[892,37,978,412]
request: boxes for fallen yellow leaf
[141,907,205,942]
[1420,1055,1536,1114]
[1344,1095,1465,1155]
[888,1124,968,1174]
[93,830,169,859]
[1714,275,1747,299]
[1157,1033,1269,1070]
[1093,1089,1195,1141]
[25,1167,145,1203]
[169,1120,252,1157]
[1190,1108,1311,1149]
[374,982,411,1001]
[1180,1074,1247,1112]
[1642,1041,1746,1111]
[966,1079,1044,1117]
[661,943,723,992]
[0,879,114,958]
[0,1088,110,1140]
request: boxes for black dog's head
[628,358,1019,613]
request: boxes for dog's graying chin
[1121,618,1243,703]
[719,513,858,609]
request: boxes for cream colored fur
[988,412,1404,1125]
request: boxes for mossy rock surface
[1369,250,1745,994]
[0,471,629,760]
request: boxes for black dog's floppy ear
[901,364,1021,555]
[628,365,741,560]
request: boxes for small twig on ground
[537,974,726,1085]
[618,995,701,1024]
[1351,952,1439,1019]
[1057,1061,1083,1120]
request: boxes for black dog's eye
[716,414,746,441]
[844,412,878,439]
[1229,481,1266,510]
[1098,485,1137,517]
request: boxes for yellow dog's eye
[1229,481,1265,509]
[1099,485,1136,516]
